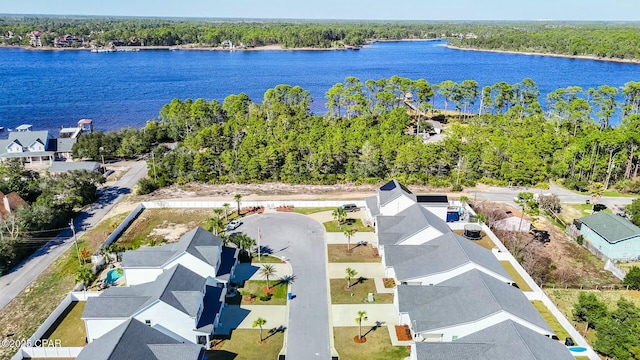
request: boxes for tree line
[68,76,640,202]
[0,160,104,274]
[451,25,640,60]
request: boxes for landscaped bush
[136,177,159,195]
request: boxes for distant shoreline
[0,38,442,53]
[445,44,640,65]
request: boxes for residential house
[122,226,238,286]
[48,161,101,175]
[365,180,417,221]
[0,192,28,216]
[376,203,451,248]
[395,270,554,342]
[382,232,513,286]
[82,264,225,349]
[54,34,82,47]
[0,127,56,164]
[579,212,640,261]
[76,318,205,360]
[410,320,573,360]
[29,31,43,47]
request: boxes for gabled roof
[49,161,100,173]
[413,320,573,360]
[581,212,640,244]
[122,226,223,268]
[378,180,416,206]
[0,130,53,156]
[56,137,77,152]
[384,232,511,282]
[365,195,380,217]
[83,264,206,319]
[76,318,204,360]
[397,270,550,333]
[377,203,451,246]
[0,191,28,215]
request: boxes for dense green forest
[0,16,452,48]
[451,24,640,60]
[72,76,640,212]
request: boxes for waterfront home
[122,226,238,286]
[76,318,205,360]
[29,31,43,47]
[395,270,554,342]
[410,320,573,360]
[82,264,226,349]
[579,212,640,261]
[381,232,513,286]
[0,128,56,164]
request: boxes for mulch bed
[395,325,412,341]
[353,335,367,343]
[242,206,264,215]
[276,206,294,212]
[383,278,396,288]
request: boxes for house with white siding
[375,203,451,249]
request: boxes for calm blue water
[0,40,638,132]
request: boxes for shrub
[576,235,584,245]
[534,182,550,190]
[623,266,640,290]
[451,184,463,192]
[136,177,159,195]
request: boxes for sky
[1,0,639,21]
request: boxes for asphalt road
[232,213,332,360]
[472,182,634,211]
[0,160,148,311]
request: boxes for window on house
[197,336,207,345]
[144,319,151,326]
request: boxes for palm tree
[75,265,95,290]
[355,311,368,340]
[459,195,468,205]
[260,264,277,289]
[208,216,224,236]
[213,208,224,219]
[234,194,243,215]
[252,317,267,342]
[232,233,256,258]
[343,228,355,252]
[345,267,358,289]
[590,182,605,206]
[332,207,346,228]
[223,203,231,221]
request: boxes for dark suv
[341,204,358,212]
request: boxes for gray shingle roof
[0,130,53,155]
[122,226,223,268]
[398,270,551,333]
[377,203,451,246]
[581,212,640,244]
[384,232,511,283]
[83,264,206,319]
[378,180,416,206]
[49,161,100,173]
[76,318,204,360]
[413,320,573,360]
[56,137,77,153]
[365,195,380,217]
[196,285,224,334]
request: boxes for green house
[580,212,640,261]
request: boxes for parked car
[226,220,242,231]
[341,204,359,212]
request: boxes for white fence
[142,200,366,209]
[12,291,100,360]
[103,203,145,248]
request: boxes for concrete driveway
[232,213,333,359]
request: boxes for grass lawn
[0,212,127,360]
[500,261,533,292]
[292,207,336,215]
[251,255,284,264]
[226,280,288,306]
[575,357,590,360]
[208,329,284,360]
[328,244,381,263]
[330,279,393,304]
[531,301,570,340]
[117,208,212,249]
[41,302,86,347]
[324,219,374,233]
[333,327,409,360]
[452,230,496,250]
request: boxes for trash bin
[288,292,292,300]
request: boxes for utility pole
[151,151,157,182]
[70,220,81,266]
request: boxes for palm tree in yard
[232,233,256,259]
[213,208,224,219]
[260,264,277,289]
[223,203,231,221]
[234,194,243,215]
[355,311,368,340]
[343,228,355,252]
[332,207,346,228]
[253,317,267,342]
[345,267,358,289]
[208,216,224,236]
